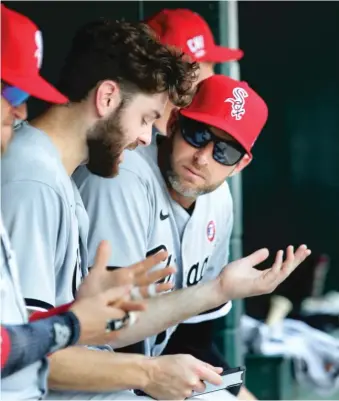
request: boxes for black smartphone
[190,366,245,398]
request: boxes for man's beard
[160,136,224,199]
[167,168,220,198]
[86,103,126,178]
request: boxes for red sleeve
[1,326,11,369]
[29,302,74,322]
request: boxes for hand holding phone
[190,366,245,398]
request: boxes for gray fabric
[1,122,89,311]
[74,137,233,357]
[1,215,48,400]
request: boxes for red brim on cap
[180,108,252,158]
[202,46,244,63]
[2,68,68,104]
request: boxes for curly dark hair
[57,19,199,107]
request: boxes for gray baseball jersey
[1,122,88,311]
[1,215,49,399]
[74,133,233,357]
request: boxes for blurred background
[5,1,339,399]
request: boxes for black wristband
[2,311,81,378]
[59,311,81,346]
[49,311,81,353]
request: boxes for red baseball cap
[1,4,68,104]
[180,75,268,156]
[145,9,243,63]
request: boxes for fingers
[196,365,222,386]
[294,244,311,264]
[104,306,126,321]
[130,251,168,275]
[138,284,158,299]
[108,287,146,311]
[264,245,312,292]
[106,268,134,286]
[271,249,284,274]
[250,244,312,296]
[118,300,146,312]
[92,241,111,273]
[246,248,270,267]
[191,380,206,393]
[281,244,311,275]
[136,281,174,299]
[137,266,176,286]
[155,282,174,294]
[203,363,223,374]
[102,285,133,304]
[286,245,294,262]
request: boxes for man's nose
[193,142,214,166]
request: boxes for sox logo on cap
[225,87,249,121]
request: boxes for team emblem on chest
[207,220,216,242]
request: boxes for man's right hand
[142,354,223,400]
[111,250,176,299]
[77,241,175,301]
[71,285,143,345]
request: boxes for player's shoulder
[122,144,158,180]
[1,122,68,195]
[121,144,163,193]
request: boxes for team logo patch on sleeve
[207,220,216,242]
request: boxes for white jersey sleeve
[75,165,152,268]
[1,181,67,310]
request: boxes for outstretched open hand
[219,245,311,300]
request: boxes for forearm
[1,312,79,378]
[112,278,225,348]
[48,347,150,392]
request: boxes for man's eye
[142,119,148,126]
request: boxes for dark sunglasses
[2,83,29,107]
[179,115,246,166]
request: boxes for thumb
[245,248,269,267]
[92,241,111,273]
